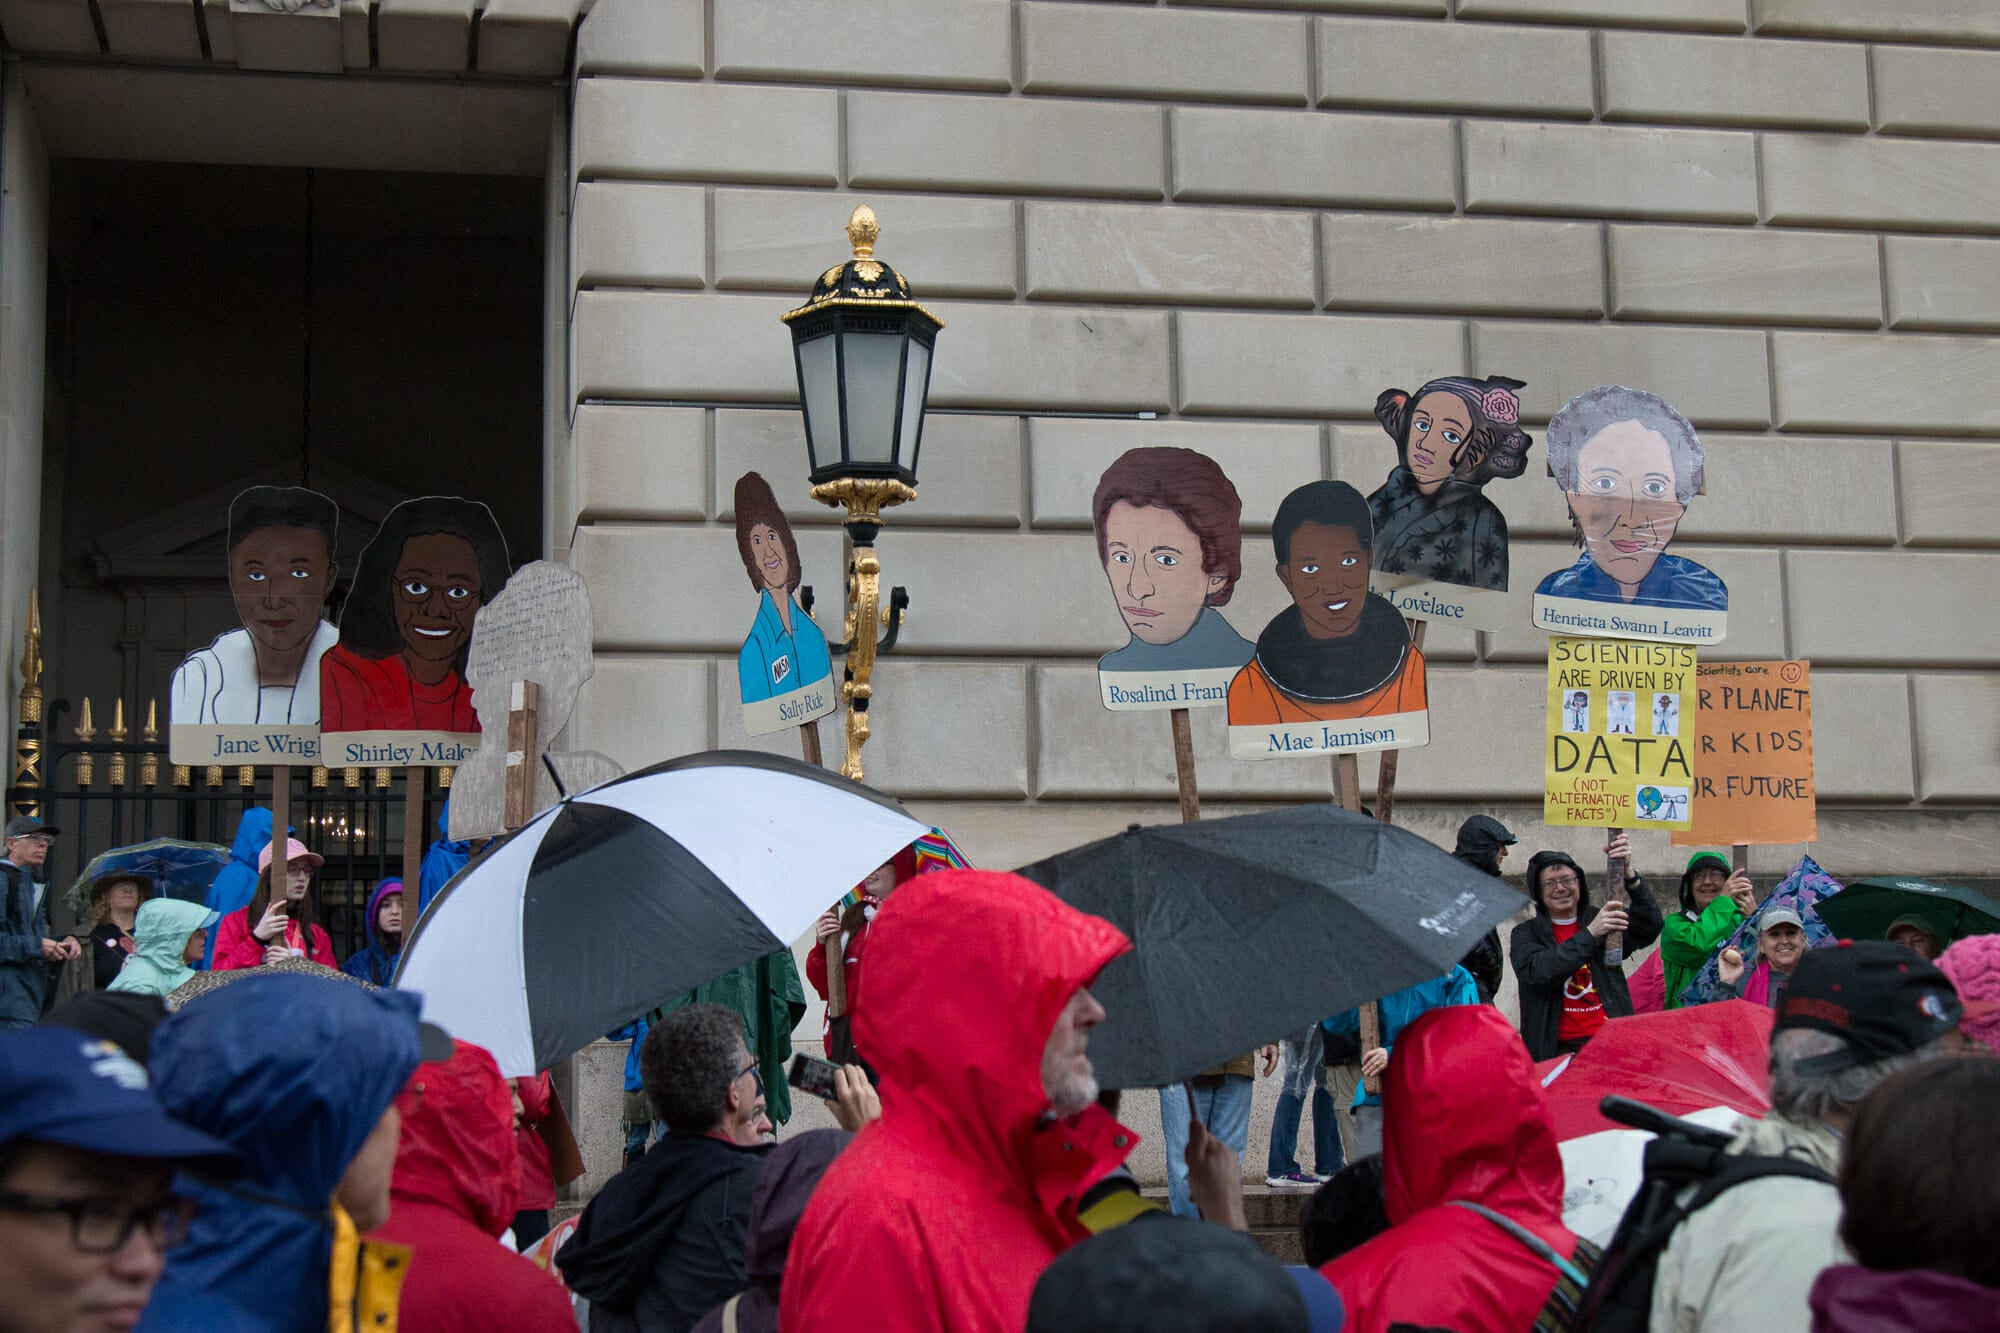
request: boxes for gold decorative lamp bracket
[783,204,939,784]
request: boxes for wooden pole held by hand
[1170,707,1200,824]
[824,937,847,1019]
[402,768,424,893]
[1604,828,1630,967]
[1329,751,1384,1095]
[799,717,823,769]
[1731,844,1749,874]
[269,765,291,874]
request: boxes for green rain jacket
[655,948,807,1123]
[108,899,220,999]
[1660,895,1745,1009]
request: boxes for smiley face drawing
[318,497,511,736]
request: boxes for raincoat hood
[229,807,276,868]
[1381,1005,1564,1228]
[361,879,404,953]
[1526,850,1589,915]
[1680,851,1732,915]
[390,1039,519,1235]
[147,974,426,1330]
[855,869,1132,1189]
[106,898,217,998]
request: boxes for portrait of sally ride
[1090,447,1254,712]
[1532,384,1729,645]
[317,496,512,767]
[1365,374,1532,633]
[733,472,836,737]
[1226,480,1429,760]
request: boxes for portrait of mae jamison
[1534,386,1728,623]
[171,486,341,728]
[1091,448,1254,707]
[1226,481,1427,728]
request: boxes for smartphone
[788,1052,841,1101]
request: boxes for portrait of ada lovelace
[319,497,512,739]
[1092,448,1253,710]
[734,473,835,736]
[1227,481,1428,755]
[1367,374,1531,596]
[1533,385,1728,643]
[171,486,341,738]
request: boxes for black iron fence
[12,694,436,964]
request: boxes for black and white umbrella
[396,751,927,1076]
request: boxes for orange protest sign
[1673,660,1816,847]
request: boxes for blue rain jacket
[140,973,425,1332]
[417,799,470,916]
[1323,965,1480,1110]
[201,808,274,969]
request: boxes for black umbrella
[1018,805,1527,1090]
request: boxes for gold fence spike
[205,765,224,789]
[237,765,255,790]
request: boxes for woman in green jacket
[1659,851,1757,1007]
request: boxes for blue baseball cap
[0,1028,240,1172]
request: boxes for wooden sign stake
[269,764,291,876]
[1169,707,1200,824]
[1731,844,1749,874]
[1603,829,1630,967]
[503,680,542,833]
[1371,622,1426,825]
[1329,751,1383,1095]
[799,717,823,768]
[402,769,425,895]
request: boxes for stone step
[1140,1183,1311,1262]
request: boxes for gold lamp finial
[846,204,879,260]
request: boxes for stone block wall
[560,0,2000,891]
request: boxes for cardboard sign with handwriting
[1673,660,1816,847]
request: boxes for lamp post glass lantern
[781,205,941,781]
[785,205,942,495]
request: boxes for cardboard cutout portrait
[169,485,341,764]
[733,473,836,736]
[318,496,511,767]
[448,562,624,840]
[1227,480,1429,759]
[1366,375,1530,631]
[1532,385,1728,645]
[1091,447,1254,710]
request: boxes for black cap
[1028,1217,1335,1333]
[41,993,172,1067]
[4,815,56,840]
[1453,815,1517,856]
[1777,940,1964,1076]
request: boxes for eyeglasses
[0,1190,196,1254]
[1541,874,1582,889]
[737,1060,764,1095]
[8,834,52,847]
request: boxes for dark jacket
[1809,1264,2000,1333]
[0,859,50,1027]
[691,1130,851,1333]
[340,879,403,987]
[1509,852,1663,1062]
[560,1130,770,1333]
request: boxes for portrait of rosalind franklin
[1535,385,1728,613]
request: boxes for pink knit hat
[1936,933,2000,1055]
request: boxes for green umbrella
[1815,877,2000,948]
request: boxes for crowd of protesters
[3,806,1998,1333]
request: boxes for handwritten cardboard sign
[1545,636,1697,830]
[449,561,623,840]
[1672,660,1815,848]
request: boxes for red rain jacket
[1322,1005,1583,1333]
[781,870,1136,1333]
[369,1041,574,1332]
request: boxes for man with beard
[781,870,1136,1333]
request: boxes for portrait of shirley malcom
[1091,447,1254,676]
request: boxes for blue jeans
[1267,1075,1342,1178]
[1159,1075,1253,1219]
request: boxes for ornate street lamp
[782,205,942,781]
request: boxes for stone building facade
[552,0,2000,887]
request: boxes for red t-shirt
[1551,919,1607,1044]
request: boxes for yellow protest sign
[1673,660,1816,848]
[1545,637,1698,830]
